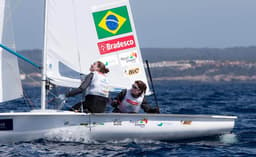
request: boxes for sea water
[0,81,256,157]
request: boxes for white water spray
[219,133,238,144]
[44,126,92,143]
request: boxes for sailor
[111,80,160,113]
[58,61,110,113]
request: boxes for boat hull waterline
[0,110,236,143]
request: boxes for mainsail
[0,0,23,102]
[43,0,150,93]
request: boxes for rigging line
[0,44,42,69]
[17,54,41,84]
[145,60,159,108]
[23,89,35,109]
[12,60,40,108]
[2,1,42,71]
[2,60,38,109]
[22,73,41,86]
[21,82,40,109]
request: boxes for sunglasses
[132,84,140,90]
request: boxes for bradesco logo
[93,6,132,39]
[98,35,136,55]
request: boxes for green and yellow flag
[93,6,132,39]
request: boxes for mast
[41,0,48,110]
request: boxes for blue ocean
[0,81,256,157]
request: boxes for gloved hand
[58,94,66,101]
[111,99,120,108]
[56,94,67,105]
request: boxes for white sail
[0,0,23,102]
[44,0,150,93]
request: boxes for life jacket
[118,89,144,113]
[86,71,109,97]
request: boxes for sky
[8,0,256,50]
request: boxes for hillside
[16,46,256,83]
[141,46,256,62]
[18,49,42,74]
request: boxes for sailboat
[0,0,236,143]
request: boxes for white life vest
[86,71,109,97]
[118,89,144,113]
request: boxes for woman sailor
[59,61,110,113]
[111,80,160,113]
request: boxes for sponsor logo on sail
[119,51,138,66]
[125,67,140,76]
[99,55,118,67]
[93,6,132,39]
[98,35,136,55]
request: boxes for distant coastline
[18,46,256,85]
[142,46,256,82]
[141,46,256,62]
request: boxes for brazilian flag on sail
[93,6,132,39]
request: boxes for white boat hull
[0,110,237,143]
